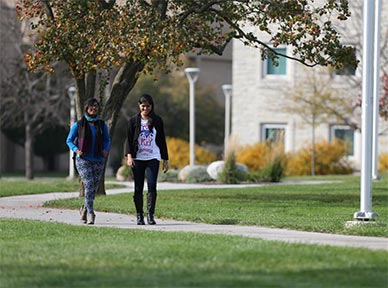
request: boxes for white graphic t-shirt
[136,119,161,160]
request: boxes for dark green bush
[251,156,284,182]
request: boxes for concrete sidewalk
[0,181,387,251]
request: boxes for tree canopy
[15,0,358,186]
[16,0,358,129]
[18,0,357,76]
[16,0,358,127]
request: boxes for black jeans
[132,159,160,214]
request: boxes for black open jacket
[125,112,169,161]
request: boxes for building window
[332,47,357,77]
[333,65,356,76]
[266,48,287,76]
[261,124,286,145]
[330,125,354,156]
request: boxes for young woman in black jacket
[126,94,169,225]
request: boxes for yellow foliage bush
[286,139,353,176]
[166,137,217,169]
[236,141,287,173]
[379,153,388,171]
[236,142,270,172]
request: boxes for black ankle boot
[147,213,156,225]
[137,213,145,225]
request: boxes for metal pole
[354,0,378,220]
[184,68,200,166]
[372,0,382,180]
[189,81,195,166]
[222,85,232,153]
[68,86,76,179]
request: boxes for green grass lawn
[1,175,387,287]
[45,175,388,237]
[1,218,387,288]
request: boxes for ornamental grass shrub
[379,153,388,171]
[250,155,284,182]
[233,140,286,182]
[166,137,217,169]
[236,140,287,170]
[218,149,248,184]
[286,139,353,176]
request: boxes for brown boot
[87,213,96,225]
[80,205,87,224]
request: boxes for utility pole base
[345,220,386,228]
[353,211,379,220]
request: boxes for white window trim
[262,45,291,79]
[261,123,287,142]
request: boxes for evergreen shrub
[218,149,249,184]
[251,156,284,182]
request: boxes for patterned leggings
[76,157,104,214]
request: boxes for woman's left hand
[163,160,169,173]
[101,150,108,158]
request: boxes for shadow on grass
[2,263,386,288]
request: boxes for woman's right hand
[76,150,83,157]
[127,154,134,167]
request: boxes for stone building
[231,1,388,170]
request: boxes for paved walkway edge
[0,182,387,251]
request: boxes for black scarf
[77,116,104,157]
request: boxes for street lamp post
[68,86,76,180]
[184,67,200,166]
[222,84,232,153]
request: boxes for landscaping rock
[178,165,212,183]
[207,160,249,180]
[116,165,131,181]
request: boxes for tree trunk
[78,176,84,196]
[75,62,143,197]
[311,120,316,176]
[25,119,34,180]
[97,168,106,195]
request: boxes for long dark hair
[138,94,154,114]
[84,98,100,114]
[138,94,155,129]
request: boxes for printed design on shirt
[138,123,154,154]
